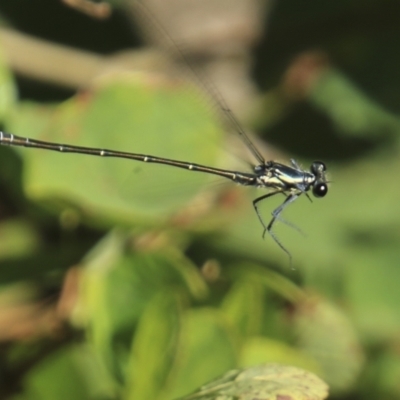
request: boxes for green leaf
[22,345,116,400]
[74,230,208,380]
[124,290,183,400]
[310,69,400,138]
[164,309,238,400]
[345,248,400,341]
[239,337,321,376]
[10,73,223,226]
[221,278,265,338]
[293,295,365,394]
[180,363,329,400]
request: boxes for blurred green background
[0,0,399,399]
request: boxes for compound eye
[254,164,263,173]
[311,161,326,174]
[313,182,328,198]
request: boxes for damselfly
[0,130,328,262]
[0,3,328,263]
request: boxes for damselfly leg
[253,190,304,263]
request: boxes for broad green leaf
[345,248,400,341]
[22,345,114,400]
[239,337,321,376]
[293,295,364,394]
[310,69,400,138]
[163,309,238,400]
[75,230,207,379]
[180,364,329,400]
[9,72,223,227]
[221,278,265,338]
[227,263,304,303]
[125,290,183,400]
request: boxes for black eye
[313,182,328,198]
[311,161,326,174]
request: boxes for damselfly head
[310,161,328,198]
